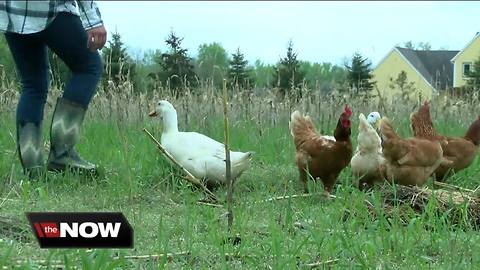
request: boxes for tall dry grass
[1,74,479,136]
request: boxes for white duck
[149,100,254,188]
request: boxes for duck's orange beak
[148,110,158,117]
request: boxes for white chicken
[351,113,386,189]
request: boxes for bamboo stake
[197,201,224,208]
[302,258,339,268]
[252,191,377,209]
[254,192,337,204]
[223,79,234,231]
[13,259,64,266]
[119,252,278,262]
[114,251,191,261]
[433,180,476,194]
[143,128,218,202]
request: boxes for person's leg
[5,33,49,124]
[43,12,103,107]
[4,32,48,177]
[41,12,103,174]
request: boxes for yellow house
[451,32,480,88]
[373,47,458,103]
[373,32,480,102]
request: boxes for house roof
[395,47,459,90]
[450,32,480,62]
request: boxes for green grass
[1,99,480,269]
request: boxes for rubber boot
[17,122,45,178]
[47,97,97,174]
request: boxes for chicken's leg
[323,174,337,194]
[299,169,309,193]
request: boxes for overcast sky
[96,1,479,66]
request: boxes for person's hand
[87,25,107,52]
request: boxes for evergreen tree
[466,54,480,91]
[272,40,305,98]
[345,52,375,93]
[101,31,136,89]
[227,48,252,89]
[157,31,197,91]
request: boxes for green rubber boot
[17,122,45,178]
[47,97,97,174]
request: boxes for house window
[463,62,472,76]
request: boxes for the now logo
[27,212,133,248]
[34,222,121,238]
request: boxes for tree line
[1,31,479,97]
[0,30,375,97]
[100,30,377,97]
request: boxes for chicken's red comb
[344,105,352,117]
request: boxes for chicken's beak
[148,110,158,117]
[375,119,382,130]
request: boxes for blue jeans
[5,12,103,125]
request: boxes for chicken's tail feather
[290,110,317,147]
[379,117,399,140]
[464,117,480,146]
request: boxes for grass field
[1,89,480,269]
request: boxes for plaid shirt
[0,0,103,34]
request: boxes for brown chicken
[290,106,353,193]
[379,117,446,186]
[410,101,480,180]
